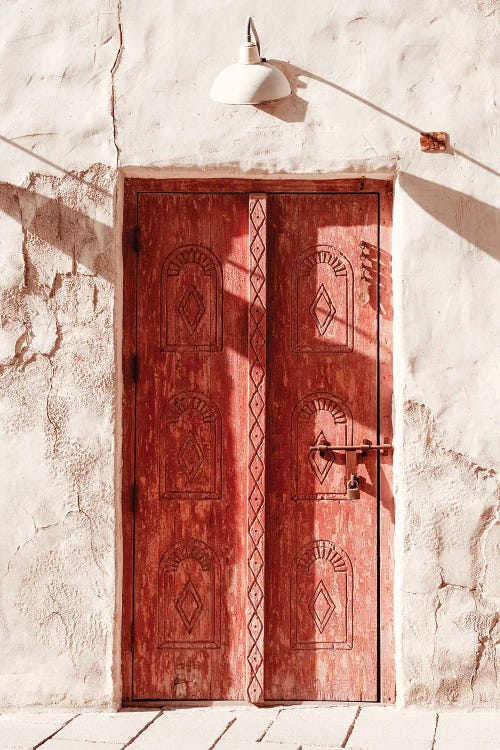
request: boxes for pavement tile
[40,742,123,750]
[219,706,279,742]
[55,712,159,744]
[127,707,236,750]
[0,718,67,749]
[346,706,437,750]
[0,707,499,750]
[264,705,357,747]
[215,742,300,750]
[0,715,74,725]
[435,711,500,750]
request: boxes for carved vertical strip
[247,194,267,703]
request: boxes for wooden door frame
[121,177,394,705]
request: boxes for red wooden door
[133,193,249,699]
[265,194,379,701]
[125,184,389,703]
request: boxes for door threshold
[122,699,382,709]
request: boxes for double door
[123,184,392,702]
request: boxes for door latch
[309,437,393,456]
[309,437,393,496]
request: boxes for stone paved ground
[0,705,499,750]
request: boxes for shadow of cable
[0,134,112,198]
[259,61,500,179]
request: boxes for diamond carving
[308,430,334,484]
[178,431,205,483]
[309,284,336,336]
[308,579,336,633]
[178,284,205,335]
[159,540,221,649]
[175,578,203,633]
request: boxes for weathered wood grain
[131,193,248,700]
[265,193,379,701]
[121,180,394,704]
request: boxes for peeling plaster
[0,165,117,708]
[400,401,500,707]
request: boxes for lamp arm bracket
[246,16,263,59]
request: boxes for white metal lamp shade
[211,17,291,105]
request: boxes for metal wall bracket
[420,132,447,152]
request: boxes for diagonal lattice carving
[247,195,266,703]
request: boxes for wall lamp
[211,17,291,105]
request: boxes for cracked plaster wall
[0,0,498,708]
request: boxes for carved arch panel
[292,392,353,500]
[158,539,221,649]
[292,245,354,353]
[160,392,221,500]
[291,540,353,650]
[161,244,223,351]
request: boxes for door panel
[133,193,248,699]
[128,188,384,702]
[265,194,379,701]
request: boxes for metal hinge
[132,354,138,384]
[131,483,137,514]
[134,224,140,253]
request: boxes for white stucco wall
[0,0,498,708]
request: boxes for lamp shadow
[255,61,309,122]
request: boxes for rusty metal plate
[420,132,448,152]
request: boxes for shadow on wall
[1,172,497,296]
[399,174,500,261]
[0,135,112,199]
[258,61,500,181]
[0,177,114,285]
[256,61,500,262]
[1,53,499,274]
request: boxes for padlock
[346,474,360,500]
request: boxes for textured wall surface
[0,0,120,707]
[0,0,498,707]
